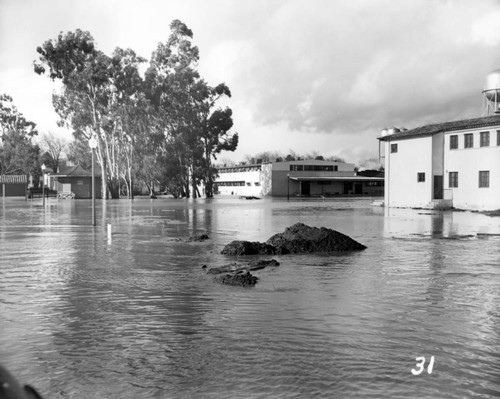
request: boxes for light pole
[41,163,46,206]
[88,136,98,226]
[287,173,290,201]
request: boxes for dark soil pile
[220,222,366,255]
[208,259,279,287]
[188,233,210,242]
[266,222,366,253]
[213,271,259,287]
[220,240,277,255]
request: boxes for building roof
[55,164,102,177]
[289,176,384,182]
[0,175,27,183]
[378,114,500,142]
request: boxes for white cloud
[1,0,500,165]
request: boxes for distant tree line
[33,20,238,198]
[231,150,345,166]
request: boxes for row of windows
[216,181,260,186]
[289,164,338,171]
[416,171,490,188]
[218,166,261,173]
[450,130,500,150]
[390,130,500,154]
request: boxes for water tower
[482,69,500,115]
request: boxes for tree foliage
[34,21,238,198]
[39,131,69,172]
[0,94,40,176]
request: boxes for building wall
[215,165,263,197]
[56,177,102,199]
[1,183,26,197]
[214,160,376,198]
[385,135,434,208]
[271,160,356,196]
[261,163,273,196]
[444,128,500,210]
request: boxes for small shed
[0,175,28,197]
[53,165,102,199]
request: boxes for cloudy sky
[1,0,500,166]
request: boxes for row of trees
[33,20,238,198]
[237,150,346,166]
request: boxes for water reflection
[1,198,500,398]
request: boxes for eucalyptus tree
[195,83,238,197]
[144,20,202,197]
[34,30,149,198]
[0,94,40,177]
[34,30,114,196]
[145,20,238,198]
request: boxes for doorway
[301,181,310,196]
[433,175,443,200]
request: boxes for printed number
[411,356,435,375]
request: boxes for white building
[379,70,500,211]
[215,159,384,197]
[379,116,500,211]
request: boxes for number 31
[411,356,435,375]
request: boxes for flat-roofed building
[214,159,384,197]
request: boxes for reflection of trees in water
[49,203,217,393]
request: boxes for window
[450,135,458,150]
[479,171,490,188]
[480,131,490,147]
[417,173,425,182]
[290,164,337,171]
[391,143,398,153]
[449,172,458,188]
[464,133,474,148]
[497,130,500,146]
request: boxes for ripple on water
[1,200,500,398]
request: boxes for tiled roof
[378,114,500,141]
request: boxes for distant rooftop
[378,114,500,141]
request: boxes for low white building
[378,115,500,211]
[215,159,384,197]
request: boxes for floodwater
[1,197,500,398]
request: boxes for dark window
[449,172,458,188]
[450,135,458,149]
[480,131,490,147]
[417,172,425,182]
[497,130,500,146]
[479,171,490,188]
[391,143,398,153]
[464,133,474,148]
[291,164,337,171]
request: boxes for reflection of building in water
[378,70,500,211]
[214,159,384,197]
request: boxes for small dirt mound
[213,271,258,287]
[221,240,277,255]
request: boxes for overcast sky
[1,0,500,166]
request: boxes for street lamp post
[41,163,46,206]
[88,137,98,226]
[287,173,290,201]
